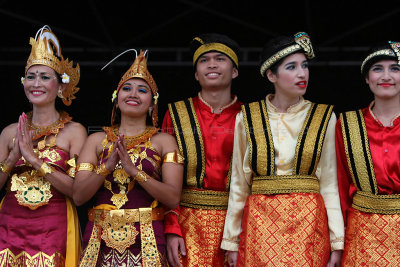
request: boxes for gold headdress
[260,32,315,77]
[25,25,80,106]
[105,49,159,127]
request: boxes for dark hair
[361,42,397,78]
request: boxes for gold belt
[251,175,320,195]
[352,191,400,214]
[180,188,229,210]
[79,206,164,267]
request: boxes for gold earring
[57,88,64,99]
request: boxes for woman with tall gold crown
[0,25,85,266]
[73,49,184,266]
[336,41,400,266]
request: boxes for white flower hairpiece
[61,73,70,84]
[111,90,117,102]
[21,77,25,85]
[153,92,159,104]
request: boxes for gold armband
[134,170,148,183]
[0,161,12,174]
[95,163,111,176]
[76,163,95,172]
[163,151,185,164]
[38,162,55,177]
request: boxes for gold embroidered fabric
[79,207,164,267]
[168,98,206,188]
[103,125,159,150]
[180,188,229,210]
[0,248,64,267]
[221,96,344,251]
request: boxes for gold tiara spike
[294,32,315,59]
[25,26,80,106]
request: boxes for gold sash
[242,100,333,194]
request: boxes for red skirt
[238,193,330,267]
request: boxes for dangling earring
[57,88,64,99]
[148,107,153,117]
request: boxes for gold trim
[352,191,400,214]
[340,110,378,193]
[260,44,301,76]
[361,49,396,73]
[0,161,12,174]
[251,175,320,195]
[180,188,229,210]
[168,99,206,188]
[193,43,238,67]
[95,163,111,176]
[0,248,64,266]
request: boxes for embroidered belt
[180,188,229,210]
[251,175,320,195]
[79,205,164,267]
[352,191,400,214]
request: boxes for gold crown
[117,50,158,96]
[25,26,80,106]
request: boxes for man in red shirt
[162,33,242,267]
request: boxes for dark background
[0,1,399,227]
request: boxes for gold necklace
[27,111,71,141]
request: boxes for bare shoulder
[151,132,178,155]
[87,131,107,144]
[64,121,87,136]
[0,123,18,140]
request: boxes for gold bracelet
[134,170,148,182]
[163,151,185,164]
[95,163,111,176]
[38,162,55,176]
[76,163,95,172]
[0,161,12,174]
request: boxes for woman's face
[267,53,309,98]
[24,65,61,106]
[366,59,400,100]
[117,78,153,118]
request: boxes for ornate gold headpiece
[192,37,239,67]
[25,25,80,106]
[360,41,400,74]
[260,32,315,77]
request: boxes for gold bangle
[95,163,111,176]
[76,163,95,172]
[163,151,185,164]
[38,162,55,176]
[0,161,12,174]
[134,170,148,182]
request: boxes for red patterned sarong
[179,207,227,267]
[342,208,400,266]
[238,193,330,267]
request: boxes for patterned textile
[0,146,79,267]
[237,193,330,267]
[179,207,227,267]
[342,208,400,266]
[81,137,167,266]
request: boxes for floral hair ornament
[102,49,159,127]
[25,25,80,105]
[260,32,315,77]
